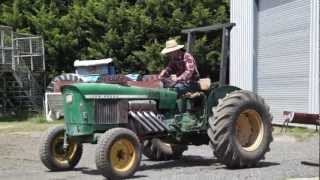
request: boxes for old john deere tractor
[39,24,273,179]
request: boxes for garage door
[255,0,311,123]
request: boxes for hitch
[63,133,69,151]
[282,111,320,131]
[282,111,320,167]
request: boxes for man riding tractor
[159,39,200,96]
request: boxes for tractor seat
[183,78,211,99]
[198,78,211,91]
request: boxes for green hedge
[0,0,229,81]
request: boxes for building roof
[74,58,113,67]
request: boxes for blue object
[76,65,116,76]
[75,64,116,83]
[109,66,116,75]
[126,74,141,81]
[80,75,101,82]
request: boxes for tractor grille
[94,100,128,124]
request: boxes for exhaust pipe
[144,112,169,131]
[141,112,165,132]
[129,111,152,132]
[136,111,159,132]
[129,111,169,133]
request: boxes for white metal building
[230,0,319,123]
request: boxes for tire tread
[207,90,273,168]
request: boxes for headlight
[65,94,73,104]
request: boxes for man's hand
[158,70,166,80]
[171,74,179,82]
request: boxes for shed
[229,0,319,123]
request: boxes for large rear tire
[207,90,273,168]
[95,128,141,179]
[143,138,187,161]
[39,125,83,171]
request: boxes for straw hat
[161,39,184,55]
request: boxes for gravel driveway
[0,131,318,180]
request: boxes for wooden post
[2,75,6,113]
[186,32,195,53]
[29,39,34,72]
[219,28,230,86]
[11,30,15,71]
[1,30,4,64]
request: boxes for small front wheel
[95,128,141,179]
[39,125,83,171]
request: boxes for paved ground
[0,131,319,180]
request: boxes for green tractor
[39,24,273,179]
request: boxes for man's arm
[176,53,195,82]
[159,62,174,79]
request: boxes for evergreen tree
[0,0,229,82]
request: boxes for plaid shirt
[163,52,199,83]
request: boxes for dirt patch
[0,125,14,129]
[0,130,318,180]
[0,121,63,134]
[274,135,297,143]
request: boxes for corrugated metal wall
[308,0,319,114]
[255,0,311,123]
[229,0,255,91]
[230,0,319,124]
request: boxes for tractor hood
[63,83,177,109]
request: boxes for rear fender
[207,85,241,116]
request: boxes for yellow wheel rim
[235,109,264,151]
[51,132,78,164]
[110,138,136,172]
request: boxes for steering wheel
[160,77,177,88]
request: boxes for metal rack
[0,25,45,116]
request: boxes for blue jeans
[174,82,199,96]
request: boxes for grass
[0,115,63,134]
[0,115,318,140]
[0,113,49,123]
[273,126,319,141]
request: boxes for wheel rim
[110,138,136,172]
[235,109,264,151]
[51,132,78,164]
